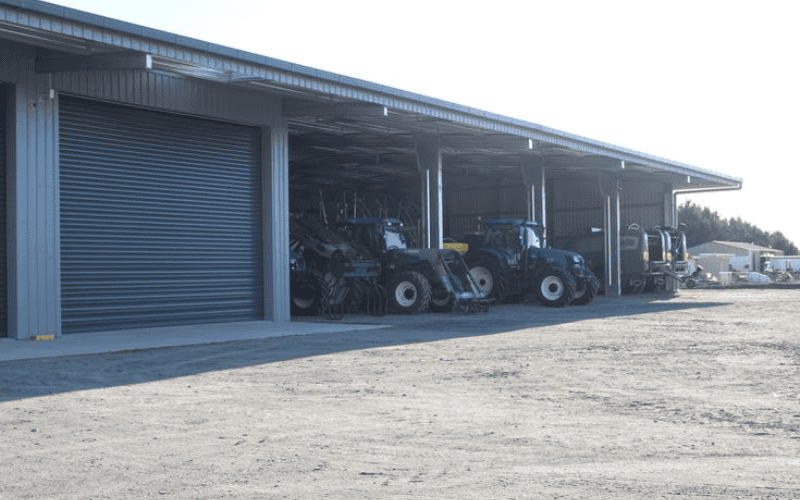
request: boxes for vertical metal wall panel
[0,41,27,82]
[52,70,280,127]
[622,205,663,229]
[0,86,6,336]
[263,122,290,322]
[444,175,527,238]
[499,185,527,215]
[59,96,263,333]
[550,179,604,247]
[665,190,676,227]
[620,180,667,228]
[2,42,62,339]
[551,179,670,247]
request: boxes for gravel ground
[1,289,798,499]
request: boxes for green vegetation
[678,201,798,255]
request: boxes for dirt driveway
[1,289,799,499]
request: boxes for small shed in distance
[688,241,783,273]
[764,256,800,273]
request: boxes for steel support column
[539,167,547,246]
[612,179,621,296]
[415,136,443,249]
[521,160,535,222]
[263,121,290,322]
[521,157,546,233]
[664,188,676,226]
[664,187,678,293]
[599,172,622,296]
[8,76,61,339]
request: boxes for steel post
[415,136,443,249]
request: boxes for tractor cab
[484,219,542,248]
[473,218,544,267]
[337,217,408,257]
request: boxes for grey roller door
[0,87,6,337]
[60,96,263,333]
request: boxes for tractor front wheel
[535,268,574,307]
[572,270,598,305]
[430,283,456,312]
[290,272,327,316]
[467,257,507,303]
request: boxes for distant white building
[687,241,783,273]
[764,256,800,272]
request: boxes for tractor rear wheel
[387,271,432,314]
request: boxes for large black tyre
[343,279,367,313]
[466,256,507,303]
[534,267,574,307]
[290,272,327,316]
[387,271,432,314]
[622,276,646,295]
[429,283,456,313]
[572,270,598,306]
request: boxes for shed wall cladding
[0,86,6,337]
[550,179,667,247]
[445,174,527,238]
[59,96,263,333]
[551,179,604,247]
[52,70,281,127]
[620,180,666,229]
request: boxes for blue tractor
[462,218,598,307]
[336,218,490,314]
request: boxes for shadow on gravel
[0,293,728,402]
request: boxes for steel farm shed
[0,0,741,339]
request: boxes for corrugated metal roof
[0,0,743,193]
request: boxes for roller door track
[59,97,263,333]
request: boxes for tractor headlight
[643,251,649,262]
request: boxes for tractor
[461,218,598,307]
[336,218,490,314]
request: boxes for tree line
[677,201,798,255]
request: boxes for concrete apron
[0,321,389,362]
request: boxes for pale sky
[45,0,800,245]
